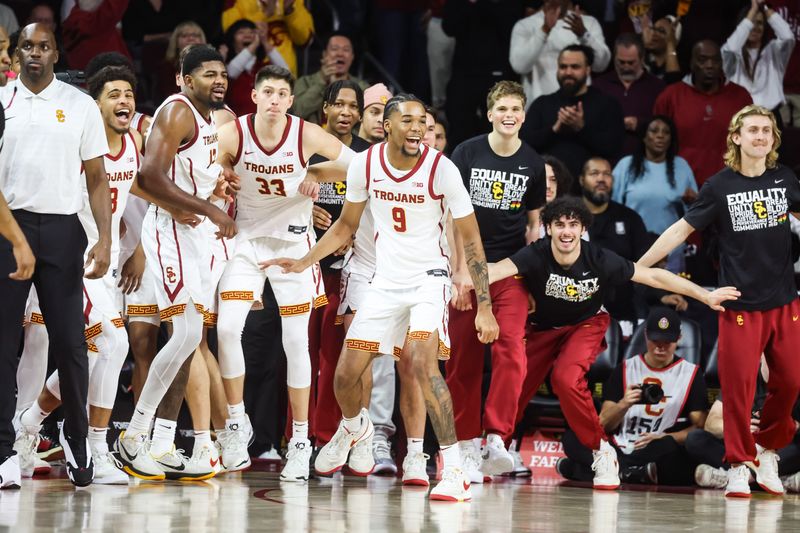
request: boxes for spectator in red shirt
[62,0,131,71]
[653,40,752,187]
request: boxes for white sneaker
[13,424,48,478]
[782,471,800,493]
[116,431,165,481]
[153,445,215,481]
[754,445,784,495]
[503,450,532,478]
[217,417,253,473]
[725,464,751,498]
[315,410,374,476]
[207,442,223,474]
[372,439,397,476]
[0,455,21,489]
[91,446,129,485]
[695,464,728,489]
[280,439,311,482]
[591,441,620,490]
[458,441,483,484]
[348,438,375,476]
[402,452,430,487]
[480,437,513,476]
[429,466,471,502]
[257,447,281,460]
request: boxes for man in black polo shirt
[489,196,738,489]
[447,80,546,482]
[580,156,651,331]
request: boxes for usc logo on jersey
[55,109,66,123]
[736,314,744,326]
[492,181,504,201]
[752,201,767,219]
[166,266,177,284]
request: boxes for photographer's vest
[614,355,698,453]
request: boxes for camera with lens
[634,383,664,404]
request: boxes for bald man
[0,24,111,488]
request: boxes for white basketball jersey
[78,131,139,270]
[345,208,376,276]
[149,94,220,202]
[614,355,698,453]
[363,143,452,288]
[131,111,148,136]
[232,113,311,241]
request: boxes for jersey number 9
[392,207,406,233]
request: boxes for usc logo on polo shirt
[736,314,744,326]
[55,109,66,123]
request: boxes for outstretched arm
[488,258,520,285]
[261,199,366,273]
[637,218,695,267]
[631,263,740,311]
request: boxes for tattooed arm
[453,213,500,343]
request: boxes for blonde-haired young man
[639,104,800,498]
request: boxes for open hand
[704,286,741,311]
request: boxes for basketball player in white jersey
[115,46,236,480]
[213,65,354,479]
[265,94,499,501]
[12,66,142,484]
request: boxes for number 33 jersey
[346,143,474,289]
[232,113,311,242]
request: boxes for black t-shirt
[509,239,635,328]
[451,135,546,262]
[683,165,800,311]
[603,356,708,421]
[588,201,651,321]
[312,135,372,271]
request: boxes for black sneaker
[60,426,94,487]
[620,462,658,484]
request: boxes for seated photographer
[688,357,800,492]
[557,307,708,485]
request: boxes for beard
[582,186,609,207]
[558,75,588,96]
[209,98,226,110]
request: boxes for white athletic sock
[486,433,504,447]
[292,420,309,441]
[194,430,212,448]
[227,402,246,426]
[342,413,362,433]
[407,438,424,455]
[150,418,177,457]
[88,426,108,455]
[20,401,49,428]
[127,404,156,435]
[440,443,462,470]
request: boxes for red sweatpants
[718,299,800,463]
[516,312,610,450]
[308,270,345,444]
[446,277,529,441]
